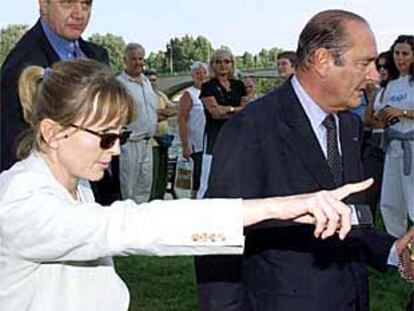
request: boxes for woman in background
[362,51,399,217]
[178,61,208,198]
[378,35,414,238]
[198,48,247,198]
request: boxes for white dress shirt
[0,153,244,311]
[291,75,342,157]
[291,75,399,266]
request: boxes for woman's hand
[243,179,373,240]
[377,106,403,124]
[182,146,192,159]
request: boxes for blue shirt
[350,92,368,120]
[40,19,85,60]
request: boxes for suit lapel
[79,39,109,65]
[275,82,336,190]
[79,39,96,59]
[338,112,362,184]
[33,20,60,65]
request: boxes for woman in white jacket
[0,59,371,311]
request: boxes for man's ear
[39,0,48,18]
[310,48,333,79]
[39,118,64,149]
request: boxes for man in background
[146,71,177,200]
[117,43,157,203]
[0,0,121,205]
[276,50,297,80]
[242,75,260,103]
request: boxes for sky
[0,0,412,55]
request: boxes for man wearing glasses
[1,1,120,204]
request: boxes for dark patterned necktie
[322,114,343,186]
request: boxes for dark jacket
[196,80,395,311]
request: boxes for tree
[258,48,270,67]
[269,47,282,67]
[241,51,254,69]
[88,33,126,74]
[146,51,167,74]
[194,36,213,64]
[165,35,214,73]
[0,24,29,66]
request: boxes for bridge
[158,67,277,97]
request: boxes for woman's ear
[39,118,64,149]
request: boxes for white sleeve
[0,174,244,262]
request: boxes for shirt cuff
[387,242,399,267]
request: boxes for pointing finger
[331,178,373,201]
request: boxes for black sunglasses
[376,64,388,70]
[215,59,232,65]
[69,124,131,150]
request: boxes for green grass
[115,255,412,311]
[115,256,197,311]
[115,204,411,311]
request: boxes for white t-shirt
[186,86,206,153]
[382,75,414,133]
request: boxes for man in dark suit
[196,10,411,311]
[1,0,119,204]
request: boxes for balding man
[196,9,411,311]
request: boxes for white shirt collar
[290,75,329,132]
[290,75,341,156]
[120,71,146,84]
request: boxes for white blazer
[0,153,244,311]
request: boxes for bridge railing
[159,67,278,96]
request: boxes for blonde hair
[17,59,135,160]
[209,48,236,79]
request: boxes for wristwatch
[229,106,235,113]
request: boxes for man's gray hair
[124,43,145,57]
[296,9,368,69]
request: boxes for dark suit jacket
[196,80,395,311]
[0,20,120,205]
